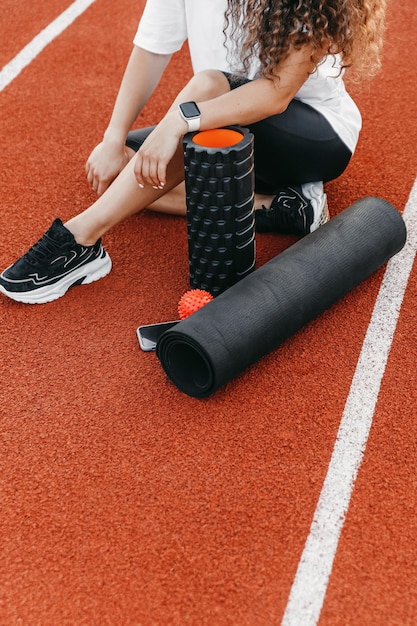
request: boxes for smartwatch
[178,101,201,132]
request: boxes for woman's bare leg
[66,146,186,246]
[148,184,275,214]
[147,182,187,214]
[254,193,275,210]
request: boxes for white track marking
[282,182,417,625]
[0,0,96,92]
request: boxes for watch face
[180,101,200,118]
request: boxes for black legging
[126,74,352,194]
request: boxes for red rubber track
[0,1,416,624]
[0,0,75,68]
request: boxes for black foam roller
[183,126,255,295]
[157,197,406,398]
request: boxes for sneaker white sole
[0,251,112,304]
[311,194,330,232]
[301,181,330,233]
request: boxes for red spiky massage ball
[178,289,214,320]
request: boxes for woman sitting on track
[0,0,386,304]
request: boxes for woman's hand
[134,111,187,189]
[86,140,130,196]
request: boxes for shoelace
[24,234,66,265]
[262,203,306,232]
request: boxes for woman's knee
[186,70,230,100]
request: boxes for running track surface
[1,2,417,624]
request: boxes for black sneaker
[0,218,112,304]
[255,182,329,236]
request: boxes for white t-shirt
[134,0,361,153]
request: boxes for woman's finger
[147,159,163,188]
[134,153,145,188]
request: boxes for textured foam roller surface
[157,197,407,398]
[183,127,255,296]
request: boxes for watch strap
[186,117,200,132]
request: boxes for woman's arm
[86,45,172,195]
[200,45,325,126]
[134,44,325,189]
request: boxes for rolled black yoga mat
[157,197,406,398]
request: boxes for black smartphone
[136,321,179,351]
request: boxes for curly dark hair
[224,0,387,80]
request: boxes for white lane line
[281,183,417,626]
[0,0,96,92]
